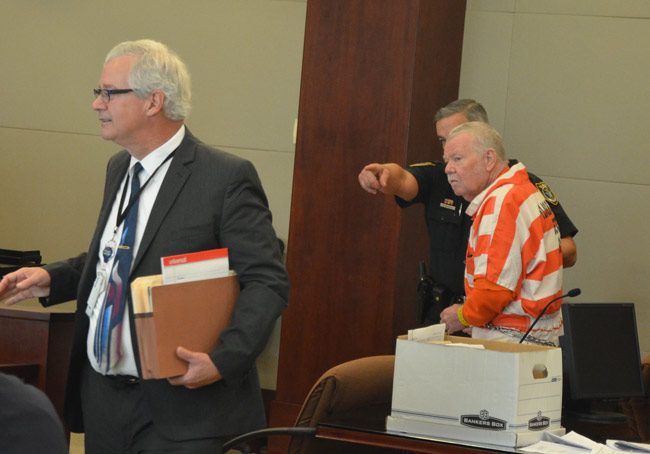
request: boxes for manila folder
[136,275,239,379]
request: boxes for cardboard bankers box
[387,335,564,448]
[131,274,239,379]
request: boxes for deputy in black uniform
[358,99,578,323]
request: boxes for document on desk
[606,441,650,453]
[544,431,600,451]
[521,441,588,454]
[521,431,626,454]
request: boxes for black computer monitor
[560,302,645,405]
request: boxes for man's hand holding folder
[131,249,239,382]
[168,346,222,389]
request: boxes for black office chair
[223,355,395,454]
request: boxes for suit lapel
[79,152,130,302]
[131,132,196,273]
[99,153,131,240]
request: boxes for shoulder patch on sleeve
[409,162,438,168]
[535,182,559,205]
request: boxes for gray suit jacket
[44,130,289,439]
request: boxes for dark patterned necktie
[94,163,143,372]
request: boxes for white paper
[521,431,622,454]
[545,431,601,450]
[444,342,485,349]
[606,441,650,453]
[592,445,621,454]
[521,440,590,454]
[407,323,446,342]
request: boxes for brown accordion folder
[131,274,239,379]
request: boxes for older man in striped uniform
[439,122,564,346]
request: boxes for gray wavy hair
[105,39,191,121]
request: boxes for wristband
[458,305,470,327]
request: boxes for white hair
[447,121,507,162]
[105,39,191,121]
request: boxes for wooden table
[297,403,516,454]
[0,304,75,431]
[316,422,515,454]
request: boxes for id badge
[86,269,108,317]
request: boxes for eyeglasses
[93,88,134,103]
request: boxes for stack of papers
[521,431,650,454]
[606,441,650,453]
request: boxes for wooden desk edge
[0,305,75,321]
[316,424,508,454]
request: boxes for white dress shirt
[86,125,185,376]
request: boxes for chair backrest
[288,355,395,454]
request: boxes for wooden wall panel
[271,1,466,445]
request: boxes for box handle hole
[532,364,548,379]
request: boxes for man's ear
[146,90,166,117]
[484,148,497,171]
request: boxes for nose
[444,160,454,175]
[92,94,106,111]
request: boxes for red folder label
[161,248,229,284]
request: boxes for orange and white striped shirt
[464,162,563,344]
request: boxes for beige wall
[460,0,650,357]
[1,0,649,393]
[0,0,307,390]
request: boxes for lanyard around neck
[113,151,176,231]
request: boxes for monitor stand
[565,398,627,424]
[562,398,637,442]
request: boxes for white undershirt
[86,125,185,376]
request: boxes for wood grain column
[271,0,466,446]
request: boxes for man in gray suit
[0,39,289,453]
